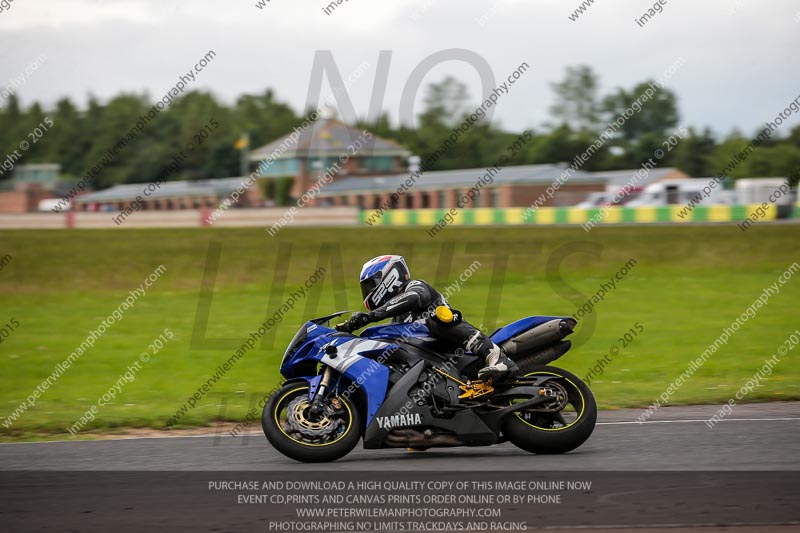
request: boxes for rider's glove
[346,311,374,331]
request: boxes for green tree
[420,76,470,129]
[548,65,601,131]
[709,131,751,180]
[234,89,299,149]
[672,126,716,177]
[785,124,800,148]
[626,132,669,168]
[0,94,26,179]
[84,94,150,187]
[601,81,679,141]
[400,76,486,172]
[741,144,800,179]
[526,125,601,167]
[45,98,87,177]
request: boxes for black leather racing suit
[369,279,498,360]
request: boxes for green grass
[0,224,798,439]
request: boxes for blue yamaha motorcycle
[262,311,596,463]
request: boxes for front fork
[308,366,333,419]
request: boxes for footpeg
[458,379,494,399]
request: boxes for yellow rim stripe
[274,387,353,447]
[512,371,585,432]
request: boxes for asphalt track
[2,402,798,532]
[1,402,797,471]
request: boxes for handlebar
[334,321,351,332]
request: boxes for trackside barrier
[360,204,793,227]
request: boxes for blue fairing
[360,322,432,341]
[280,322,337,377]
[490,316,568,345]
[280,320,393,427]
[338,358,390,425]
[280,315,570,430]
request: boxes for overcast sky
[1,0,799,138]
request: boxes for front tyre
[503,365,597,454]
[262,383,362,463]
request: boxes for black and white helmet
[359,255,411,310]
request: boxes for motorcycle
[262,310,596,463]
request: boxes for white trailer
[735,178,795,206]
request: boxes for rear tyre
[262,383,362,463]
[502,365,596,454]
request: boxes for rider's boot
[477,344,518,381]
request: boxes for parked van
[735,178,796,218]
[576,187,643,208]
[38,199,70,212]
[626,179,735,207]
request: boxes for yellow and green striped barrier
[360,204,789,227]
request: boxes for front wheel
[502,365,596,454]
[262,382,362,463]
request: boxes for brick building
[72,176,262,212]
[0,164,60,213]
[249,117,410,199]
[315,164,608,209]
[250,119,690,210]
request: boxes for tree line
[1,65,798,194]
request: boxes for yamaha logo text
[376,413,422,430]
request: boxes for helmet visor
[360,272,382,301]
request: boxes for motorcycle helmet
[359,255,410,310]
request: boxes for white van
[38,198,70,212]
[626,179,735,207]
[735,178,795,206]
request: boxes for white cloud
[0,0,155,29]
[0,0,798,137]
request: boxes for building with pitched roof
[72,176,261,212]
[0,164,63,213]
[60,118,694,215]
[248,117,410,198]
[315,164,608,210]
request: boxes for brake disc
[285,396,342,439]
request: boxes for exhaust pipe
[515,340,572,366]
[500,319,574,357]
[384,428,464,448]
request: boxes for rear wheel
[502,365,596,454]
[262,383,362,463]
